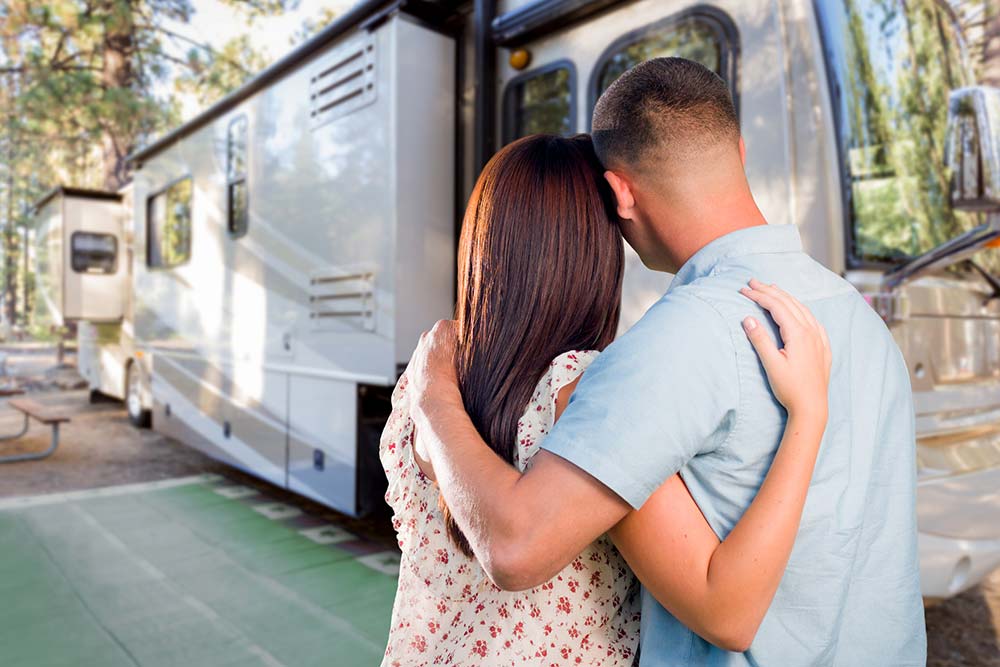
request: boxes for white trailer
[34,187,128,325]
[32,186,150,425]
[117,0,1000,599]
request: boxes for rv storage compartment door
[287,376,358,514]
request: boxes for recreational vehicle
[39,0,1000,600]
[32,186,149,426]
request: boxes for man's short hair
[592,57,739,172]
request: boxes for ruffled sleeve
[379,373,424,549]
[515,350,599,470]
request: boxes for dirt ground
[0,346,231,497]
[0,344,997,664]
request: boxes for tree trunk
[4,148,16,330]
[100,1,137,190]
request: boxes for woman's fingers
[739,287,803,340]
[760,280,819,330]
[747,279,810,329]
[742,316,782,370]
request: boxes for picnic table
[0,389,71,463]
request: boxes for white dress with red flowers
[380,350,640,667]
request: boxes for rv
[39,0,1000,600]
[32,186,149,426]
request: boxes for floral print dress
[380,350,640,667]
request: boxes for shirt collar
[669,224,804,290]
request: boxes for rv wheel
[126,363,152,429]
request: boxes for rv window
[227,115,249,238]
[504,63,575,142]
[816,0,989,268]
[147,178,192,269]
[71,232,118,274]
[593,16,727,102]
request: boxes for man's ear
[739,136,746,166]
[603,170,637,220]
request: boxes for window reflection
[71,232,118,274]
[818,0,992,268]
[147,178,192,269]
[595,19,722,95]
[506,66,573,141]
[227,115,249,237]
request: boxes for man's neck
[665,203,769,272]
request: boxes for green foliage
[0,0,315,333]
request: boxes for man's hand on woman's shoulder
[409,319,463,426]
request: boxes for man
[408,58,925,665]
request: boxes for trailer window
[816,0,987,268]
[147,178,192,269]
[503,62,575,142]
[227,115,248,238]
[70,232,117,274]
[591,10,738,115]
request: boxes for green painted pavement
[0,478,399,667]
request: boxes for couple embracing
[378,58,926,666]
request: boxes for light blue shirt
[542,224,926,666]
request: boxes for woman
[379,134,830,666]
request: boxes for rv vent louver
[309,35,377,130]
[308,270,376,332]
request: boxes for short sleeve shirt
[542,224,926,666]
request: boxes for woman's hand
[408,319,463,426]
[739,279,831,420]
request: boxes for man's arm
[408,291,739,590]
[410,326,630,591]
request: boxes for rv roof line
[491,0,623,47]
[31,186,122,214]
[128,0,447,167]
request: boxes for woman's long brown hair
[443,134,624,557]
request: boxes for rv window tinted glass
[505,66,574,141]
[817,0,991,268]
[71,232,117,274]
[227,115,248,238]
[595,19,722,96]
[147,178,192,269]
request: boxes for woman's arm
[609,280,831,652]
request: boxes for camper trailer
[34,187,128,326]
[73,0,996,600]
[32,186,150,426]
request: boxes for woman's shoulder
[545,349,600,396]
[514,350,600,469]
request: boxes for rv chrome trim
[585,5,741,128]
[147,347,393,386]
[492,0,623,47]
[861,291,909,325]
[945,86,1000,211]
[882,222,1000,290]
[963,260,1000,304]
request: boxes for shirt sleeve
[540,288,740,509]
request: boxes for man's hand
[409,320,463,425]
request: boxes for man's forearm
[412,389,529,586]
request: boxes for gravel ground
[0,345,231,497]
[0,344,997,664]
